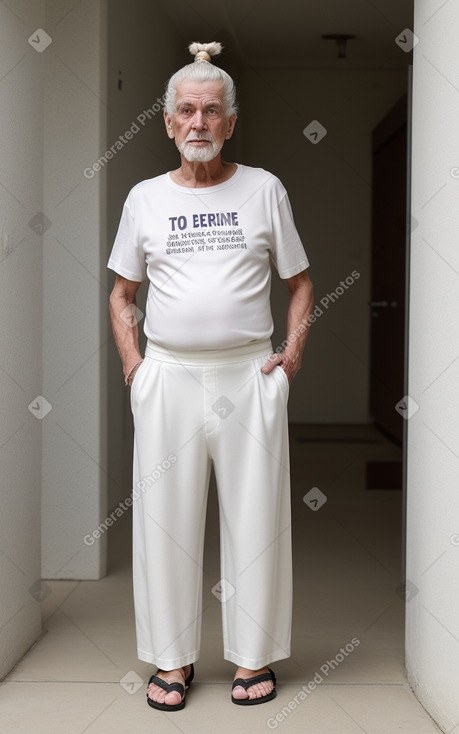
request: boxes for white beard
[177,134,222,162]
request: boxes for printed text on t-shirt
[169,212,239,230]
[166,211,246,255]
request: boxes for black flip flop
[231,667,277,705]
[147,663,194,711]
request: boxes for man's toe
[232,684,249,700]
[164,690,182,706]
[249,681,273,698]
[150,684,162,703]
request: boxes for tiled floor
[0,425,442,733]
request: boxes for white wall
[241,68,408,423]
[405,1,459,730]
[41,0,108,579]
[106,2,187,509]
[0,0,44,677]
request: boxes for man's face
[164,80,236,163]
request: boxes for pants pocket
[130,357,148,408]
[274,364,290,397]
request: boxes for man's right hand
[127,360,143,386]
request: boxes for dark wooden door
[370,95,408,445]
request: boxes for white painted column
[0,0,45,678]
[41,0,108,579]
[406,2,459,730]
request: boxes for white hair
[164,42,238,118]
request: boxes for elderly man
[108,42,314,711]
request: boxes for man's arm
[109,274,143,385]
[262,269,314,384]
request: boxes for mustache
[184,132,215,142]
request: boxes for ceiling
[157,0,414,69]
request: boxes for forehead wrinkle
[174,80,225,109]
[176,96,224,107]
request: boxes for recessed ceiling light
[322,34,356,59]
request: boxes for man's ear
[164,109,175,140]
[225,114,237,140]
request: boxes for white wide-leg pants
[130,338,292,670]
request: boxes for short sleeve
[107,195,147,282]
[270,191,310,279]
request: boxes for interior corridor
[0,424,441,733]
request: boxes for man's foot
[232,666,275,701]
[147,665,192,707]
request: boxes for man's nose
[192,111,207,130]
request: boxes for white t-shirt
[108,163,309,350]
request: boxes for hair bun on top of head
[188,41,223,63]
